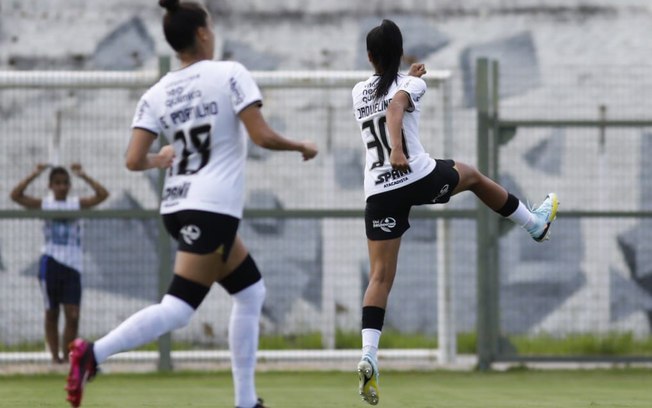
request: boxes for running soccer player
[65,1,317,407]
[10,163,109,364]
[352,19,558,405]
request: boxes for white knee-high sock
[362,328,381,360]
[93,295,195,364]
[229,280,266,408]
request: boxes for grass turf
[1,369,650,407]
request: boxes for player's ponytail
[366,19,403,100]
[159,0,180,12]
[159,1,208,52]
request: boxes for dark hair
[159,0,209,52]
[366,19,403,100]
[49,166,70,184]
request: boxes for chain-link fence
[0,66,458,370]
[476,59,652,367]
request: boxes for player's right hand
[156,145,176,169]
[35,163,49,173]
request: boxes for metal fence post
[437,77,456,364]
[476,58,501,371]
[157,55,173,372]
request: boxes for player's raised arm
[10,163,48,209]
[71,163,110,208]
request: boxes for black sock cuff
[167,274,210,310]
[362,306,386,331]
[496,193,520,217]
[218,254,262,295]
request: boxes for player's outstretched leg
[525,193,559,242]
[65,338,97,407]
[357,354,380,405]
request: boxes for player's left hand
[390,149,409,172]
[70,163,85,176]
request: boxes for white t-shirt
[352,74,436,199]
[41,195,82,272]
[131,60,263,218]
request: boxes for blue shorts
[38,255,82,310]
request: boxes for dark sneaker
[65,339,97,407]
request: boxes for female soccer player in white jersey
[352,20,558,405]
[10,163,109,364]
[65,1,317,407]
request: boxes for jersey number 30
[172,124,211,175]
[362,116,409,170]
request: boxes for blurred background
[1,0,652,371]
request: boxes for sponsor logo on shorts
[434,184,450,203]
[373,217,397,233]
[180,224,201,245]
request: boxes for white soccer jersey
[352,74,436,199]
[132,60,263,218]
[41,195,83,272]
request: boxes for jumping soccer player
[351,19,558,405]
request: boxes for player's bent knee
[218,254,262,295]
[166,274,210,310]
[160,294,196,329]
[236,279,266,303]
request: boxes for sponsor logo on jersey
[375,166,412,186]
[180,224,201,245]
[373,217,397,233]
[165,89,202,108]
[162,182,191,202]
[135,100,149,122]
[230,77,245,105]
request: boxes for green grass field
[1,369,651,407]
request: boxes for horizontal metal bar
[2,209,652,220]
[0,208,476,220]
[500,119,652,128]
[0,209,157,219]
[0,71,159,89]
[496,355,652,363]
[0,70,451,90]
[244,208,476,218]
[557,210,652,217]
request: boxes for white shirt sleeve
[229,62,263,114]
[131,91,161,135]
[398,77,427,112]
